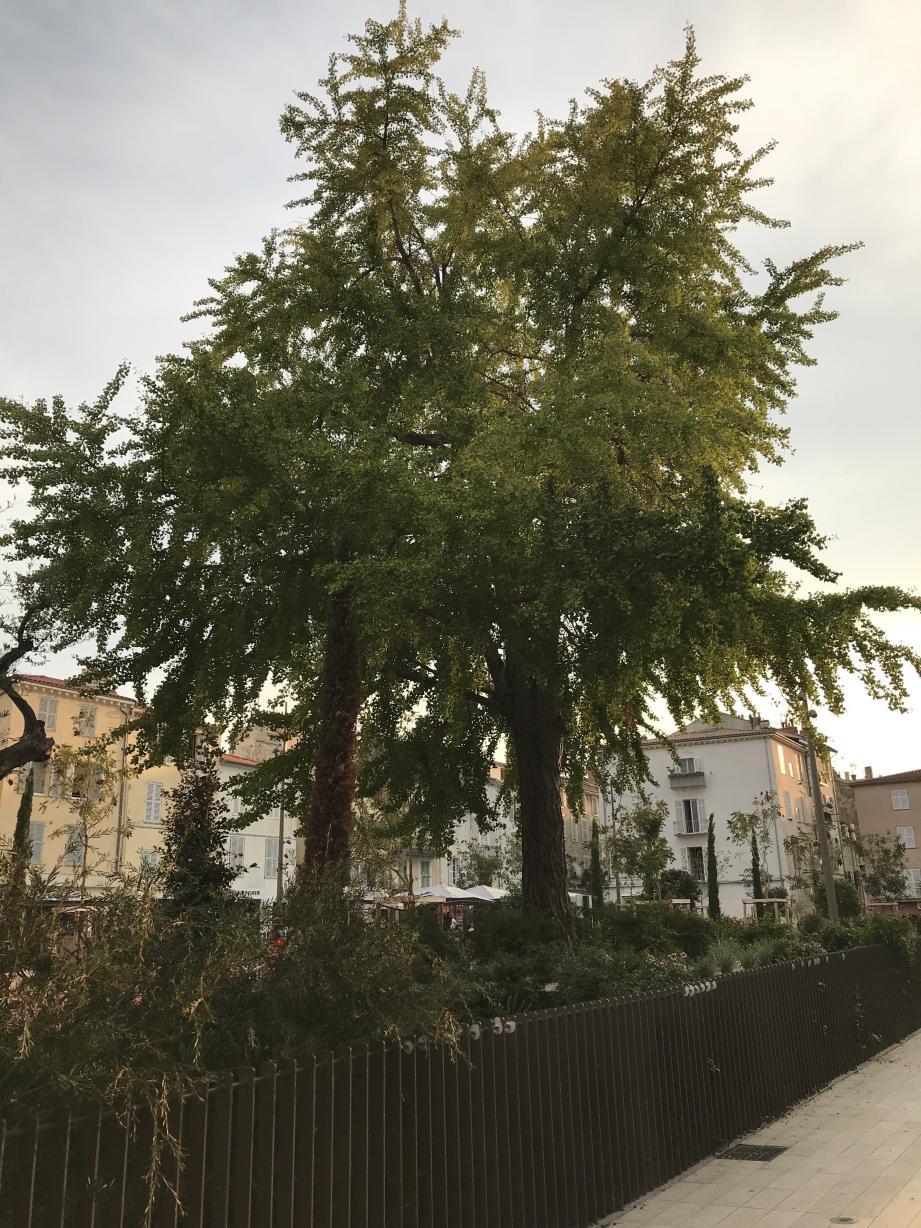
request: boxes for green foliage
[660,868,701,904]
[3,14,919,923]
[813,878,862,920]
[596,903,715,959]
[465,906,562,958]
[815,921,852,952]
[159,742,239,910]
[706,812,721,920]
[857,834,907,902]
[607,801,673,898]
[588,820,606,908]
[728,793,779,902]
[708,938,744,974]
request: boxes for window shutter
[144,783,163,824]
[897,827,916,850]
[38,697,57,731]
[673,801,682,835]
[264,837,279,878]
[229,835,245,867]
[63,827,86,867]
[29,821,44,865]
[680,847,689,871]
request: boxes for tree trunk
[500,652,570,927]
[304,586,361,868]
[751,832,763,919]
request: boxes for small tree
[728,793,778,913]
[588,819,606,907]
[858,833,907,901]
[5,768,34,898]
[607,801,673,900]
[46,744,122,901]
[455,842,504,889]
[660,868,700,905]
[706,812,721,919]
[159,742,238,910]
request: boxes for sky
[1,0,919,775]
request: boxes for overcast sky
[2,0,919,775]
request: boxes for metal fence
[2,943,920,1227]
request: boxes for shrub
[816,921,853,952]
[849,915,919,966]
[595,904,675,953]
[692,954,717,979]
[736,918,794,946]
[813,878,862,920]
[660,869,701,905]
[663,911,716,958]
[708,938,743,974]
[465,906,561,958]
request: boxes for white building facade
[614,715,844,918]
[220,754,297,902]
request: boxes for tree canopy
[1,11,918,920]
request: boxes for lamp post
[801,710,839,923]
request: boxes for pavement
[602,1030,921,1228]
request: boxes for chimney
[864,766,874,780]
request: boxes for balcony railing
[668,770,705,789]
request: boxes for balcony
[668,770,705,789]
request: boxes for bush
[664,911,717,958]
[660,869,701,905]
[465,906,561,958]
[848,915,919,966]
[708,938,743,974]
[736,918,792,946]
[813,878,862,920]
[816,921,853,952]
[595,904,676,953]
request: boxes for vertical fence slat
[231,1066,256,1228]
[293,1055,316,1227]
[312,1054,334,1228]
[176,1087,207,1228]
[207,1070,234,1227]
[348,1046,369,1228]
[273,1060,297,1228]
[253,1061,277,1228]
[331,1049,352,1228]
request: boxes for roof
[13,673,137,705]
[222,754,260,767]
[852,769,921,788]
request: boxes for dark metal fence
[2,944,920,1227]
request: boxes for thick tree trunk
[501,653,571,927]
[304,586,361,867]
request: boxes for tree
[159,741,238,910]
[607,801,673,900]
[813,877,861,920]
[660,868,700,905]
[7,768,34,897]
[588,819,606,907]
[3,14,920,928]
[728,793,779,910]
[857,833,906,902]
[706,812,721,919]
[0,607,54,781]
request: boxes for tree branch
[0,607,55,781]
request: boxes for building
[615,714,846,917]
[0,675,294,901]
[851,768,921,899]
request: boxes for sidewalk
[603,1030,921,1228]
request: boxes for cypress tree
[588,819,605,908]
[159,742,237,911]
[751,831,764,918]
[706,812,720,919]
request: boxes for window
[777,747,785,775]
[29,821,44,865]
[70,762,103,802]
[681,798,703,834]
[904,869,921,899]
[62,826,86,868]
[420,859,432,889]
[37,696,57,731]
[144,782,163,825]
[264,836,280,878]
[446,856,456,886]
[892,789,910,811]
[783,791,793,821]
[30,762,48,795]
[687,846,705,881]
[677,756,697,775]
[76,706,97,737]
[228,835,245,868]
[795,797,807,823]
[139,848,160,879]
[588,794,600,818]
[896,826,916,850]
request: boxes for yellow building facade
[0,675,181,892]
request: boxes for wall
[852,778,921,897]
